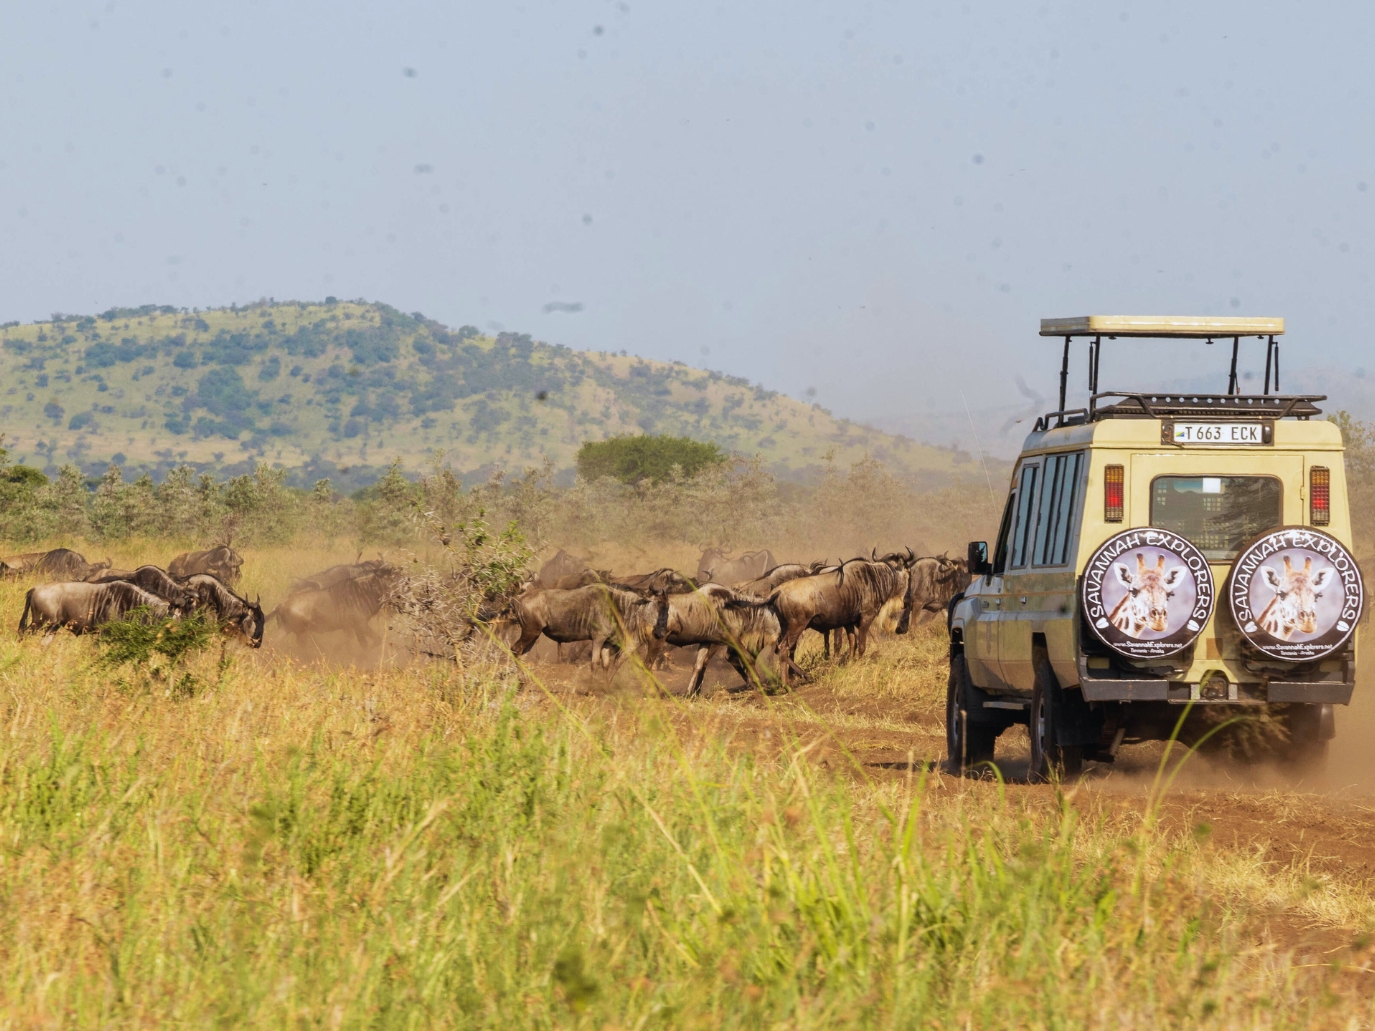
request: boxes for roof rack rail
[1033,393,1326,432]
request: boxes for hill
[0,300,977,491]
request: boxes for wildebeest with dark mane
[169,546,243,584]
[3,548,111,582]
[19,581,169,638]
[510,584,670,672]
[648,583,791,696]
[696,547,777,586]
[759,555,919,686]
[182,574,266,646]
[268,567,394,648]
[91,565,199,614]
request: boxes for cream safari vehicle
[948,316,1363,778]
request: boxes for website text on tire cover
[947,316,1362,777]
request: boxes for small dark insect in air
[593,25,604,35]
[536,390,549,402]
[403,67,417,77]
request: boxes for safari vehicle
[948,316,1364,778]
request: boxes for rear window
[1150,476,1283,560]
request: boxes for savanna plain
[5,532,1375,1030]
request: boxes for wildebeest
[267,567,394,648]
[510,584,670,672]
[907,555,970,625]
[648,583,790,696]
[1258,555,1333,640]
[732,561,832,599]
[292,558,392,593]
[762,556,919,686]
[613,567,695,595]
[182,574,266,646]
[91,565,199,614]
[2,548,111,582]
[169,546,244,584]
[1109,553,1186,638]
[536,549,592,588]
[19,581,169,638]
[696,547,777,586]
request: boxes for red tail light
[1104,464,1124,522]
[1311,466,1330,526]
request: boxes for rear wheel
[1030,660,1083,782]
[1278,703,1331,772]
[947,653,997,774]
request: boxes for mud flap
[1053,683,1105,748]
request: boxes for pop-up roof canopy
[1039,315,1285,338]
[1034,315,1322,430]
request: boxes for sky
[3,0,1374,456]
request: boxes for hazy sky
[4,1,1373,454]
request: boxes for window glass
[1033,451,1084,567]
[1050,452,1083,564]
[992,490,1016,574]
[1009,463,1039,568]
[1150,476,1282,560]
[1032,454,1064,565]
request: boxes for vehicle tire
[1030,660,1083,782]
[1278,703,1330,772]
[947,653,997,774]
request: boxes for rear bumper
[1075,655,1354,705]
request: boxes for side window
[1033,451,1085,567]
[991,489,1017,574]
[1009,462,1040,568]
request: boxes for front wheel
[1030,660,1083,782]
[947,653,997,774]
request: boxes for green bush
[576,433,726,484]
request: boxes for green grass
[0,586,1371,1027]
[0,301,974,489]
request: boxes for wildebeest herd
[4,541,968,695]
[511,545,970,694]
[8,546,265,644]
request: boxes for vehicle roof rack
[1036,315,1302,429]
[1040,315,1284,338]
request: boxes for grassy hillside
[0,300,974,491]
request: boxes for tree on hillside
[576,434,727,485]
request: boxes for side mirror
[967,541,992,577]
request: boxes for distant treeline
[0,440,1000,560]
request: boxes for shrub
[576,433,726,484]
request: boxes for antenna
[960,390,995,503]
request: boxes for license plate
[1171,422,1264,445]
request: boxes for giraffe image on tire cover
[1228,527,1364,661]
[1081,529,1214,659]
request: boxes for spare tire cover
[1227,527,1363,661]
[1081,529,1215,659]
